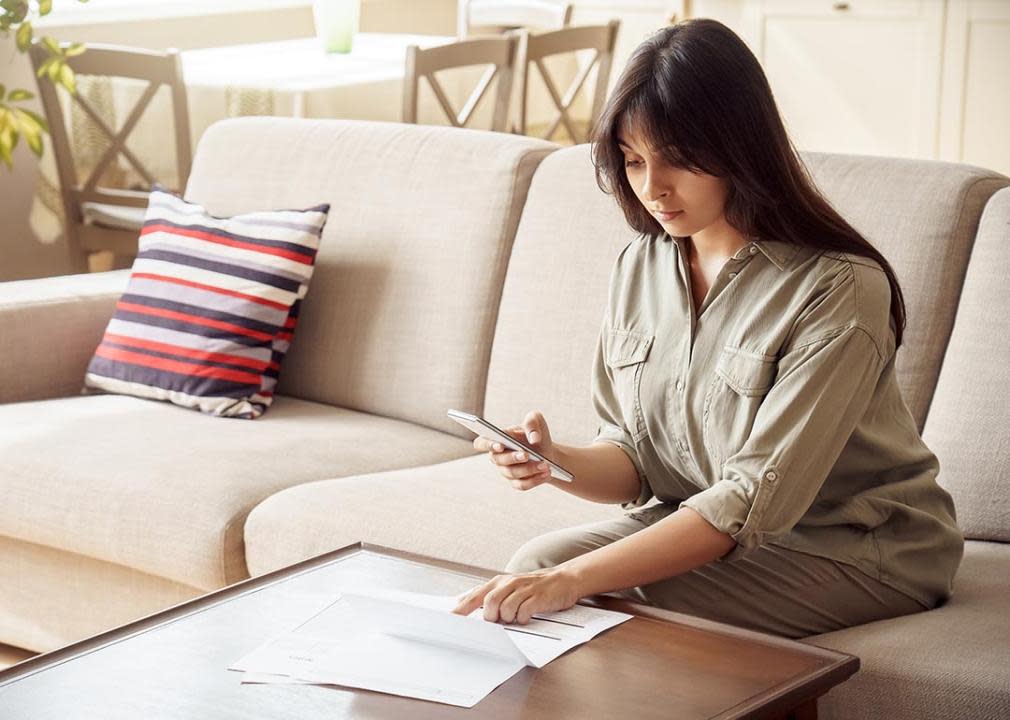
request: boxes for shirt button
[728,272,737,279]
[676,380,684,391]
[749,245,758,255]
[765,470,778,482]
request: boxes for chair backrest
[514,20,620,143]
[28,42,192,219]
[402,35,519,132]
[458,0,573,39]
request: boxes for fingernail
[514,452,526,462]
[494,443,503,451]
[538,462,548,470]
[528,431,540,443]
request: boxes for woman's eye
[624,158,643,168]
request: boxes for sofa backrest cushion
[800,153,1009,431]
[923,188,1010,541]
[185,117,556,438]
[483,145,637,443]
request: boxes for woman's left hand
[451,567,584,624]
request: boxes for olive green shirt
[591,234,963,608]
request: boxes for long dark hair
[590,19,907,347]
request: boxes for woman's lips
[654,209,683,221]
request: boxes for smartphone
[447,409,574,482]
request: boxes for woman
[451,19,963,639]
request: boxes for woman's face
[617,127,729,237]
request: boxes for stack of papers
[230,587,632,708]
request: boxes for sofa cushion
[243,454,626,577]
[923,187,1010,541]
[800,154,1009,431]
[0,394,474,590]
[184,117,557,439]
[84,189,329,419]
[806,540,1010,720]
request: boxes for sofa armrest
[0,270,129,404]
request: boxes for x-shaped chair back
[402,34,519,132]
[29,42,192,218]
[514,20,620,144]
[458,0,573,38]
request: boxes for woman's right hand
[473,410,555,491]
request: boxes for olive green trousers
[505,506,929,639]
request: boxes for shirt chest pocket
[702,346,778,469]
[605,329,655,444]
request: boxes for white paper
[231,588,632,708]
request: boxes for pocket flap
[715,346,777,396]
[606,329,654,368]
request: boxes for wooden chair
[514,20,620,144]
[29,42,192,273]
[457,0,573,39]
[402,34,519,132]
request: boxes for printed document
[230,587,632,707]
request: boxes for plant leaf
[8,88,33,101]
[18,106,47,132]
[41,35,60,55]
[64,41,85,57]
[14,108,42,156]
[58,63,76,94]
[14,19,31,51]
[0,84,5,101]
[39,0,52,15]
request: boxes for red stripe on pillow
[103,332,271,372]
[116,300,275,342]
[141,223,314,264]
[130,272,290,311]
[95,345,263,385]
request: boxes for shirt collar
[670,234,800,272]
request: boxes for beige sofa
[1,117,1007,719]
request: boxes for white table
[180,33,456,123]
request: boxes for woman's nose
[641,168,669,201]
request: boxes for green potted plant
[0,0,88,169]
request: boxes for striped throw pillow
[84,189,329,419]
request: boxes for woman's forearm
[546,441,642,504]
[558,506,737,596]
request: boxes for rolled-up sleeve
[590,322,653,509]
[680,323,887,561]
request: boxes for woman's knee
[505,530,591,574]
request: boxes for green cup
[312,0,360,54]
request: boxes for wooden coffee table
[0,543,856,718]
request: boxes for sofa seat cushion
[0,394,474,590]
[244,454,627,577]
[806,540,1010,720]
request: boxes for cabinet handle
[832,1,850,9]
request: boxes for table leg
[782,698,817,720]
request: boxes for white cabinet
[739,0,946,160]
[938,0,1010,174]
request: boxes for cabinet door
[939,0,1010,176]
[741,0,944,158]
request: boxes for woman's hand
[473,410,556,492]
[451,566,584,624]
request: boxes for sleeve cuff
[593,424,652,509]
[679,475,772,563]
